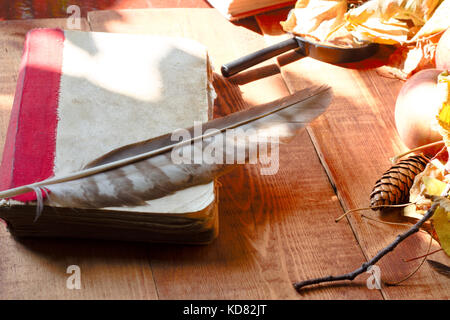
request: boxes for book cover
[0,28,218,244]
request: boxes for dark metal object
[221,36,379,78]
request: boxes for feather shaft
[0,85,332,208]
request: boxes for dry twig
[294,204,437,291]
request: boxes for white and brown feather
[0,86,332,209]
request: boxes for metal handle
[221,37,299,77]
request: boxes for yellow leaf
[422,176,447,196]
[280,0,348,43]
[437,71,450,132]
[281,0,447,46]
[432,206,450,256]
[432,195,450,212]
[412,0,450,40]
[403,203,425,219]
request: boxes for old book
[207,0,295,20]
[0,28,218,244]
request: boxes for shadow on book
[0,30,231,245]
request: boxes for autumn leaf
[280,0,349,43]
[346,0,441,27]
[404,70,450,257]
[431,71,450,256]
[407,159,446,218]
[345,0,444,44]
[423,176,447,196]
[431,204,450,255]
[282,0,446,45]
[412,0,450,40]
[437,71,450,132]
[432,195,450,211]
[413,178,450,256]
[281,0,450,79]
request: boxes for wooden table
[0,4,448,300]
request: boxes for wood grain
[88,8,381,299]
[255,10,450,299]
[2,6,444,300]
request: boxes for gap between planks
[254,14,388,300]
[83,16,163,299]
[87,8,382,299]
[306,127,386,298]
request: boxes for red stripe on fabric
[0,28,64,202]
[0,32,29,194]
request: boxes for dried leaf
[427,259,450,277]
[281,0,448,77]
[346,16,413,44]
[345,0,443,44]
[423,176,447,196]
[281,0,356,44]
[425,196,450,256]
[408,159,446,212]
[412,0,450,40]
[346,0,441,26]
[405,157,447,219]
[431,206,450,255]
[431,195,450,211]
[436,71,450,133]
[391,38,440,78]
[403,203,426,220]
[406,80,450,256]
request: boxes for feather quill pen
[0,85,332,210]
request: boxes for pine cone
[370,154,429,209]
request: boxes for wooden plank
[89,8,381,299]
[0,18,159,300]
[256,10,450,299]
